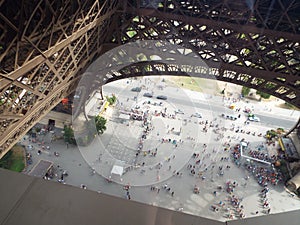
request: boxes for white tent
[111,165,124,176]
[241,141,248,147]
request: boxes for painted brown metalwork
[0,0,119,157]
[112,0,300,106]
[0,0,300,158]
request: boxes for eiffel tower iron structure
[0,0,299,158]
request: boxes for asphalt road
[103,82,298,130]
[20,77,300,223]
[166,96,296,129]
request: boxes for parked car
[175,109,184,114]
[192,112,202,118]
[131,87,141,92]
[248,115,260,122]
[143,93,153,98]
[156,95,167,100]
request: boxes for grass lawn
[0,145,25,172]
[165,76,221,94]
[278,102,299,111]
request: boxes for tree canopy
[241,86,250,97]
[256,90,271,99]
[106,95,117,105]
[63,125,76,145]
[94,115,107,134]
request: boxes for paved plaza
[20,77,300,222]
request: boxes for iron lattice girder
[128,0,300,35]
[0,0,300,158]
[74,39,299,108]
[122,7,300,74]
[0,0,119,158]
[112,2,300,105]
[112,60,300,106]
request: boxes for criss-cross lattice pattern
[0,0,299,157]
[110,0,300,103]
[0,0,119,156]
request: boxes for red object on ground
[62,98,68,104]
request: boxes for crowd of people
[24,110,284,221]
[230,142,284,187]
[247,150,271,162]
[209,180,246,219]
[19,77,295,221]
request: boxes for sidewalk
[19,77,300,223]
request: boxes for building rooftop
[28,159,53,178]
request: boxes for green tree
[35,127,41,133]
[256,90,271,99]
[266,129,277,139]
[94,115,107,134]
[106,95,117,105]
[63,125,76,145]
[0,150,13,169]
[241,86,250,97]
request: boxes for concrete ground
[21,124,300,222]
[20,78,300,222]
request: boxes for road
[169,96,296,128]
[19,76,300,222]
[103,80,298,129]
